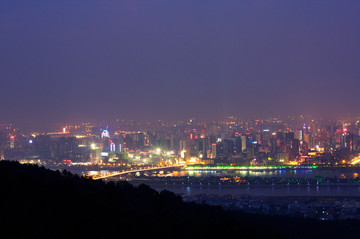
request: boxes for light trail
[350,156,360,165]
[91,165,184,180]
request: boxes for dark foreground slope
[0,161,358,239]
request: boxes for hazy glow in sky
[1,1,359,127]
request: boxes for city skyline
[1,1,360,129]
[3,1,360,236]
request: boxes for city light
[2,1,360,234]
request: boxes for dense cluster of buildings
[183,194,360,221]
[1,115,360,166]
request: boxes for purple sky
[1,1,359,128]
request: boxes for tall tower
[101,129,110,139]
[241,135,247,152]
[101,129,110,152]
[9,135,15,149]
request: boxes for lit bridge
[350,155,360,165]
[91,165,184,180]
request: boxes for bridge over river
[92,165,184,180]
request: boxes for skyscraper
[241,135,247,152]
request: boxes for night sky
[1,1,359,129]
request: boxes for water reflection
[171,168,360,179]
[161,185,360,197]
[186,186,191,194]
[78,167,360,197]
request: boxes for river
[53,166,360,197]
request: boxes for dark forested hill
[0,161,358,239]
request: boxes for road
[92,165,183,180]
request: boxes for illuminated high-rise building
[295,129,303,141]
[285,132,294,153]
[241,135,247,152]
[270,137,277,153]
[101,129,110,138]
[276,132,285,152]
[211,143,217,158]
[304,133,312,148]
[9,135,15,149]
[262,130,271,147]
[179,140,186,151]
